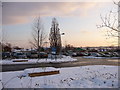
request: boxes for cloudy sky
[2,1,118,48]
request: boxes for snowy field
[0,65,119,88]
[83,56,119,59]
[0,56,77,65]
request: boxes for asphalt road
[1,57,119,72]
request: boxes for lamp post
[44,41,49,51]
[44,41,49,61]
[60,33,65,58]
[61,33,65,35]
[118,1,120,47]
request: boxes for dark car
[77,52,88,56]
[63,52,69,56]
[29,52,38,58]
[38,52,48,58]
[28,52,48,58]
[13,52,27,59]
[2,52,11,59]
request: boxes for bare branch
[30,15,47,50]
[97,1,120,46]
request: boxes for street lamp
[60,32,65,58]
[44,41,49,61]
[44,41,49,51]
[61,33,65,35]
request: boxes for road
[1,57,119,72]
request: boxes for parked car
[82,52,89,56]
[72,52,77,57]
[29,51,38,58]
[98,52,111,57]
[28,51,48,58]
[38,52,48,58]
[109,52,119,57]
[90,52,102,57]
[104,52,112,57]
[77,52,88,56]
[2,52,11,59]
[62,52,69,56]
[113,52,119,57]
[13,52,27,59]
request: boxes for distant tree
[12,46,22,50]
[30,16,47,52]
[65,44,74,51]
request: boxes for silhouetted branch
[30,15,47,50]
[97,1,120,46]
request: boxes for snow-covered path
[0,65,119,88]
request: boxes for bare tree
[97,1,120,46]
[30,16,46,51]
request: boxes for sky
[1,1,119,48]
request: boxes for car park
[13,52,27,59]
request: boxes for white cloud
[3,2,100,25]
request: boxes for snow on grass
[23,67,59,77]
[0,56,77,65]
[83,56,119,59]
[1,65,119,88]
[0,72,2,90]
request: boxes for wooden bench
[28,70,60,77]
[13,60,28,62]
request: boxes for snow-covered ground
[83,56,119,59]
[0,56,77,65]
[1,55,119,65]
[0,65,119,88]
